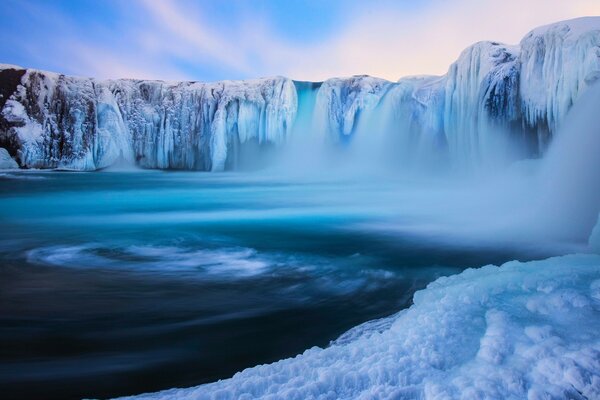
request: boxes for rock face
[0,147,18,169]
[0,17,599,171]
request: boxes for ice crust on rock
[520,17,600,148]
[314,75,391,139]
[120,254,600,400]
[1,17,599,170]
[0,147,18,169]
[0,69,297,171]
[385,17,600,166]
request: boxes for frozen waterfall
[1,17,599,171]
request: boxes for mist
[245,79,600,256]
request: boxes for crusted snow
[119,254,600,400]
[527,16,600,39]
[0,63,23,70]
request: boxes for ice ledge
[0,64,24,71]
[523,16,600,42]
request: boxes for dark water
[0,171,551,399]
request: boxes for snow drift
[1,17,599,171]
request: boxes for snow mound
[120,254,600,400]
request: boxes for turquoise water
[0,171,553,399]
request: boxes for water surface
[0,171,553,399]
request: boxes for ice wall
[313,75,391,141]
[0,70,297,171]
[520,17,600,148]
[0,17,599,171]
[384,17,600,167]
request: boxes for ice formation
[120,254,600,400]
[1,17,599,170]
[0,147,18,168]
[0,71,297,171]
[313,75,391,139]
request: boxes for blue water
[0,170,553,399]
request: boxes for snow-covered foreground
[122,254,600,400]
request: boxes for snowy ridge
[1,17,600,170]
[120,254,600,400]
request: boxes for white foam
[26,244,271,278]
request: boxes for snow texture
[0,17,599,170]
[119,254,600,400]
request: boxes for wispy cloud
[136,0,252,73]
[1,0,599,82]
[264,0,600,81]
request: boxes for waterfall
[536,81,600,244]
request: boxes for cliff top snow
[524,16,600,42]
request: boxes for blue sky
[1,0,598,82]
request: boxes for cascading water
[2,18,600,175]
[535,80,600,245]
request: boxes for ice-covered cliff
[387,16,600,167]
[313,75,391,140]
[0,17,599,171]
[0,70,297,170]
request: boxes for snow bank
[120,254,600,400]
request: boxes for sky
[1,0,599,82]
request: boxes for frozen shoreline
[121,254,600,400]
